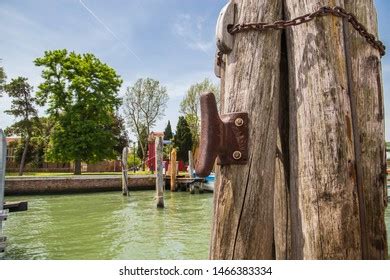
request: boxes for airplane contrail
[79,0,141,62]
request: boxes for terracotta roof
[148,131,165,141]
[152,132,164,137]
[6,137,21,144]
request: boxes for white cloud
[173,14,214,54]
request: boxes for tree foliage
[5,116,55,168]
[173,116,193,163]
[164,120,173,140]
[112,114,129,157]
[4,77,38,175]
[180,78,219,147]
[127,147,142,170]
[34,49,122,174]
[136,124,148,160]
[123,78,169,166]
[4,77,37,133]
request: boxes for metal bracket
[195,92,248,177]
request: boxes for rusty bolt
[233,151,242,160]
[235,117,244,127]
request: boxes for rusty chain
[223,6,385,59]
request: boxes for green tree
[127,145,142,171]
[136,124,148,162]
[123,78,169,169]
[173,116,193,163]
[180,78,219,148]
[4,77,38,175]
[163,142,173,161]
[0,62,6,96]
[164,120,173,140]
[5,116,55,168]
[163,121,174,160]
[111,114,129,157]
[34,49,122,174]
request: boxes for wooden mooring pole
[170,148,177,192]
[284,0,387,260]
[121,147,129,196]
[210,0,387,260]
[0,129,8,253]
[343,0,387,260]
[210,0,282,259]
[188,150,194,179]
[155,136,164,208]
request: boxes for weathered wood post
[0,129,8,253]
[207,0,387,260]
[284,0,387,259]
[0,130,5,214]
[188,150,194,178]
[155,136,164,208]
[170,148,177,192]
[121,147,129,196]
[209,0,282,259]
[344,0,387,260]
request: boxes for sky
[0,0,390,140]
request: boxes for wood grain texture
[285,0,362,259]
[170,149,177,191]
[155,137,164,208]
[0,130,5,212]
[188,151,194,179]
[121,147,129,196]
[343,0,388,259]
[210,0,283,259]
[0,130,6,235]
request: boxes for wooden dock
[3,201,28,212]
[164,175,205,192]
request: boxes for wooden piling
[155,136,164,208]
[210,0,387,260]
[0,130,5,212]
[188,150,194,178]
[170,148,177,192]
[121,147,129,196]
[283,0,387,259]
[0,129,7,252]
[343,0,387,259]
[210,0,282,259]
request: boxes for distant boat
[203,173,215,192]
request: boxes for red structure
[146,131,186,172]
[146,132,163,171]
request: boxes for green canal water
[1,191,390,260]
[1,191,213,260]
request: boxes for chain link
[228,6,385,57]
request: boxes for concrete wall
[5,175,156,195]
